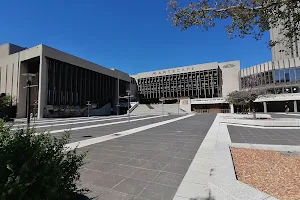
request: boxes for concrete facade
[132,61,239,113]
[0,43,131,119]
[270,27,300,61]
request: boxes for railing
[220,109,230,113]
[129,102,139,113]
[193,108,230,114]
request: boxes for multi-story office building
[0,43,131,118]
[133,61,240,113]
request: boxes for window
[290,68,296,82]
[296,67,300,82]
[274,70,280,83]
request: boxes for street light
[126,90,131,122]
[116,103,120,115]
[160,97,165,117]
[177,98,180,115]
[119,90,133,122]
[86,101,91,118]
[22,73,37,130]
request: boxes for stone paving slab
[77,114,216,200]
[227,125,300,145]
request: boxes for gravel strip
[231,148,300,200]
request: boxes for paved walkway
[270,113,300,119]
[77,114,216,200]
[228,125,300,145]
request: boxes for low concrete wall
[85,103,111,116]
[180,98,191,113]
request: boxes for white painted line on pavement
[224,122,300,129]
[50,114,168,134]
[11,116,115,126]
[11,115,143,130]
[65,114,194,150]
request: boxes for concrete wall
[42,45,130,82]
[133,62,218,79]
[180,98,191,112]
[240,57,300,77]
[86,103,111,116]
[0,43,26,58]
[219,60,240,96]
[0,44,10,58]
[0,53,20,98]
[270,27,300,61]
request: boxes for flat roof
[133,62,219,79]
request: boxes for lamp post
[160,97,165,117]
[116,103,120,115]
[178,98,180,115]
[86,101,91,118]
[119,90,133,122]
[22,73,37,130]
[126,90,131,122]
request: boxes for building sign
[152,67,195,76]
[223,63,235,69]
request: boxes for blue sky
[0,0,271,75]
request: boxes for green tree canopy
[226,90,264,106]
[167,0,300,51]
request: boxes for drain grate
[82,135,93,138]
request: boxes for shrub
[0,120,86,200]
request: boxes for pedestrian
[285,104,290,114]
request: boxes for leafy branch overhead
[167,0,300,50]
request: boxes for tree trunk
[250,101,256,119]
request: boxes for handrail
[129,102,139,113]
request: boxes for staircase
[131,103,187,115]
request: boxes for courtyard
[8,112,300,200]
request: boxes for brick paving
[76,114,216,200]
[227,125,300,145]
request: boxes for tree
[0,122,87,200]
[167,0,300,52]
[226,89,265,119]
[0,93,14,111]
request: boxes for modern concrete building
[270,26,300,61]
[240,57,300,113]
[133,61,240,113]
[1,37,300,118]
[0,43,132,119]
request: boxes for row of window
[47,58,127,107]
[241,67,300,88]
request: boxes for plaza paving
[11,113,300,199]
[75,114,216,200]
[270,113,300,119]
[227,125,300,145]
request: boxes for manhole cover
[82,135,93,138]
[280,151,300,156]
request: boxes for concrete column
[37,56,48,119]
[263,101,267,113]
[294,100,298,113]
[17,62,28,118]
[230,104,234,113]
